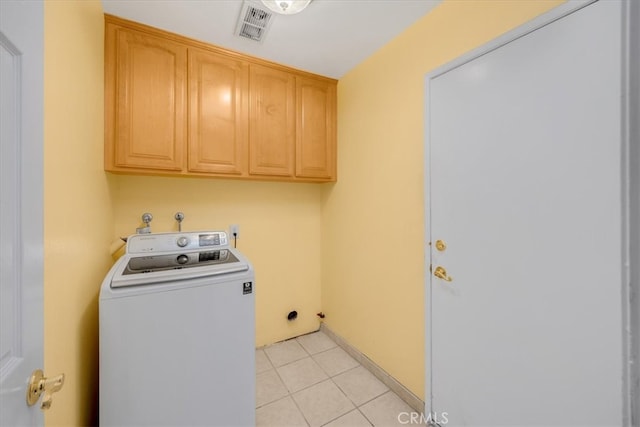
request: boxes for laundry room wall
[108,175,324,347]
[321,0,564,401]
[43,0,112,425]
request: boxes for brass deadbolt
[435,240,447,252]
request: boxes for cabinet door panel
[296,77,336,179]
[188,49,248,175]
[113,28,186,171]
[249,64,295,177]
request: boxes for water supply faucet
[136,213,153,234]
[174,212,184,232]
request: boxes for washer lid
[124,248,238,275]
[110,249,249,288]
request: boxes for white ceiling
[101,0,441,79]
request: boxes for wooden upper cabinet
[104,15,337,182]
[248,64,295,177]
[105,22,187,171]
[188,48,248,175]
[296,77,337,179]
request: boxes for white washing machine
[99,231,255,426]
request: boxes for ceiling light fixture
[260,0,311,15]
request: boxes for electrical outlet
[229,224,239,239]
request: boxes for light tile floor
[256,331,416,426]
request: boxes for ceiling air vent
[235,1,274,43]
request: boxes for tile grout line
[310,349,358,379]
[259,394,312,427]
[322,374,376,427]
[288,387,312,427]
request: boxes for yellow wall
[322,0,564,400]
[44,1,112,425]
[108,175,324,347]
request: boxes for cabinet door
[188,49,248,175]
[249,64,295,177]
[107,25,187,171]
[296,77,336,180]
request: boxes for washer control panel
[127,231,228,254]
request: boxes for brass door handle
[26,369,65,410]
[433,266,453,282]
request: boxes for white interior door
[0,1,45,425]
[426,1,627,425]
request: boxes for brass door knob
[433,266,453,282]
[26,369,65,410]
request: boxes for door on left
[0,0,48,424]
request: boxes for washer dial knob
[176,254,189,265]
[176,236,189,247]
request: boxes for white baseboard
[319,323,424,413]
